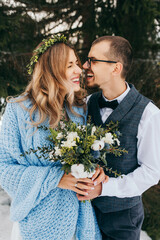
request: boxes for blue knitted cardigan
[0,99,101,240]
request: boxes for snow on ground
[141,231,152,240]
[0,117,152,240]
[0,187,12,240]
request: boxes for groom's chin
[86,83,100,93]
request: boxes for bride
[0,34,107,240]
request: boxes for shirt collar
[102,82,130,104]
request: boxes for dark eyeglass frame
[86,57,117,68]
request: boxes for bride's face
[65,49,82,92]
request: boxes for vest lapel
[88,92,103,126]
[103,84,140,126]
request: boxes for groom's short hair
[92,36,133,79]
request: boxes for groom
[77,36,160,239]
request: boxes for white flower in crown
[54,146,62,156]
[67,132,79,141]
[91,126,96,135]
[61,140,77,148]
[101,132,114,145]
[56,132,64,140]
[71,164,95,178]
[91,140,105,151]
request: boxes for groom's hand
[76,183,102,201]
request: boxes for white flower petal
[49,150,54,159]
[115,138,120,146]
[91,140,105,151]
[101,133,114,144]
[71,164,88,178]
[91,126,96,135]
[87,169,96,178]
[61,140,77,148]
[54,146,61,156]
[56,132,64,140]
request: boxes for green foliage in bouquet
[39,117,127,177]
[21,117,127,178]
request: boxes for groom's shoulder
[87,91,101,104]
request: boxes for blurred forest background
[0,0,160,239]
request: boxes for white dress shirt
[88,83,160,197]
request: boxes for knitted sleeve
[76,201,102,239]
[0,102,64,221]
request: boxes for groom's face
[83,41,116,89]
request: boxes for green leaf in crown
[27,34,67,75]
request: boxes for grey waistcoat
[88,84,151,213]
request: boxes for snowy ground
[0,116,152,240]
[0,187,12,240]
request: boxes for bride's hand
[76,168,109,201]
[58,173,95,196]
[92,166,109,186]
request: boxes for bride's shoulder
[5,96,33,119]
[71,106,87,119]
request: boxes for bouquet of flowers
[35,118,127,179]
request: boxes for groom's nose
[83,61,89,69]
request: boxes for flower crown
[27,34,67,75]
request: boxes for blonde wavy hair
[8,42,86,128]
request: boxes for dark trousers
[94,201,144,240]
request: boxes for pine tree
[0,0,159,99]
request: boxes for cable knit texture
[0,98,101,240]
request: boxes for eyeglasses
[86,57,117,68]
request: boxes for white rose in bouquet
[71,164,95,179]
[91,140,105,151]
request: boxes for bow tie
[98,95,118,110]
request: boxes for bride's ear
[112,62,123,76]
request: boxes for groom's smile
[86,71,94,83]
